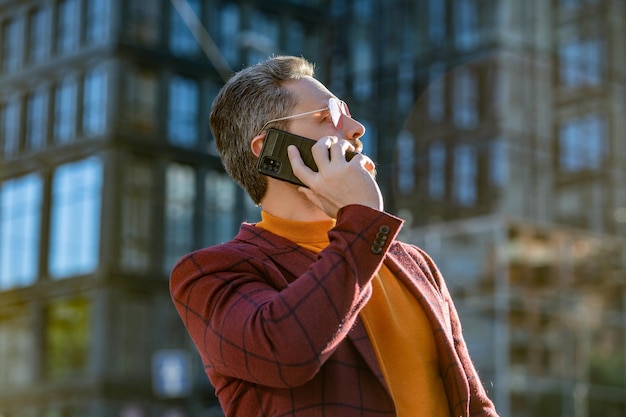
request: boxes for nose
[341,114,366,141]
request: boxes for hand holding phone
[256,128,357,187]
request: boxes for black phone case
[256,128,356,187]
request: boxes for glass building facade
[1,0,625,416]
[0,0,325,416]
[323,0,625,416]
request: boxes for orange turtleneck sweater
[256,211,450,417]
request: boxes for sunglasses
[257,97,351,136]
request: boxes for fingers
[287,136,344,185]
[287,145,314,186]
[328,139,356,164]
[286,135,382,217]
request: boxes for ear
[250,132,266,157]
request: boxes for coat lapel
[385,243,453,343]
[240,225,391,392]
[236,225,457,401]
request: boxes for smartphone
[256,128,357,187]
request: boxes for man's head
[210,56,315,205]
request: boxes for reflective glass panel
[121,158,154,272]
[0,303,36,387]
[167,75,199,147]
[54,77,77,144]
[49,157,102,278]
[453,144,477,206]
[85,0,110,44]
[169,0,200,56]
[559,113,607,172]
[203,171,236,246]
[127,0,161,45]
[28,7,50,63]
[83,67,108,136]
[2,18,22,73]
[164,163,196,273]
[396,130,416,195]
[0,174,42,289]
[123,67,158,134]
[25,88,48,151]
[44,297,91,379]
[429,141,446,200]
[1,99,20,159]
[56,0,79,55]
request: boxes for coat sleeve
[415,247,500,417]
[169,205,403,388]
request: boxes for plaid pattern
[170,205,498,417]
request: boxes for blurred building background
[0,0,625,417]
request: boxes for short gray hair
[210,56,315,204]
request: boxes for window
[428,62,446,122]
[559,37,604,88]
[353,39,373,100]
[247,11,279,64]
[164,163,196,274]
[1,99,20,159]
[124,67,158,133]
[560,0,579,7]
[360,118,378,161]
[510,1,534,37]
[56,0,79,55]
[127,0,161,45]
[559,113,607,172]
[120,158,155,272]
[169,0,200,56]
[454,0,479,50]
[49,157,103,279]
[396,130,416,194]
[85,0,110,45]
[83,66,108,136]
[110,295,150,377]
[2,18,22,73]
[397,59,415,109]
[204,172,237,246]
[84,0,111,44]
[429,141,446,200]
[428,0,446,45]
[28,7,50,64]
[44,297,91,379]
[329,59,347,98]
[219,3,240,65]
[489,139,509,187]
[168,75,199,147]
[25,87,48,152]
[0,304,35,387]
[559,0,600,9]
[453,68,478,129]
[0,174,42,290]
[453,144,477,206]
[53,77,77,144]
[355,0,374,20]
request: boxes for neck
[259,181,332,222]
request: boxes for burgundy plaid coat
[170,205,498,417]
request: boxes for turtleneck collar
[255,210,336,251]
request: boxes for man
[170,55,499,417]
